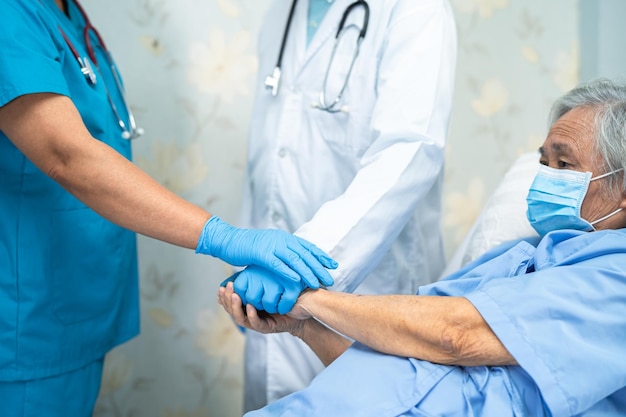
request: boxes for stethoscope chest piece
[265,67,282,97]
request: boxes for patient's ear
[617,181,626,212]
[620,188,626,209]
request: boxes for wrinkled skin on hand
[218,282,314,336]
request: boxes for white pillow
[441,151,540,278]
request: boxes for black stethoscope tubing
[276,0,300,71]
[265,0,369,98]
[336,0,369,39]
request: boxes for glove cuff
[195,215,225,256]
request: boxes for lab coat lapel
[285,0,309,80]
[296,0,352,77]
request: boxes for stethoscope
[58,0,144,140]
[264,0,370,113]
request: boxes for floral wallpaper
[80,0,579,416]
[443,0,578,255]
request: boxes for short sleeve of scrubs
[0,1,69,107]
[465,230,626,416]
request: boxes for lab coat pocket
[308,38,374,157]
[51,207,131,325]
[310,96,372,158]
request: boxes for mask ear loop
[588,168,625,228]
[590,167,624,181]
[589,208,623,227]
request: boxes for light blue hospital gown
[246,229,626,416]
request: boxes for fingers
[273,250,323,288]
[232,274,250,304]
[286,248,335,288]
[307,262,335,287]
[220,270,242,287]
[219,283,247,326]
[229,291,248,326]
[276,281,301,315]
[266,257,301,283]
[245,303,276,334]
[243,274,264,310]
[295,237,338,269]
[270,251,320,288]
[217,286,226,307]
[292,237,336,287]
[245,302,263,327]
[260,278,282,314]
[225,267,302,316]
[234,268,279,313]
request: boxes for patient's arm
[297,289,517,367]
[219,284,516,367]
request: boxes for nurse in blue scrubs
[0,0,336,415]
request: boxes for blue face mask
[526,165,623,237]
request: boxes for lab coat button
[272,212,282,222]
[278,148,286,158]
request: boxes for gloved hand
[220,266,309,315]
[197,216,336,288]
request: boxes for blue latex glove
[221,266,307,315]
[197,216,337,288]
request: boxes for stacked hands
[219,267,316,315]
[196,216,337,314]
[218,280,312,336]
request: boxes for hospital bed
[441,151,540,278]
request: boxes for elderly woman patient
[219,78,626,417]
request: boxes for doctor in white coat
[238,0,457,411]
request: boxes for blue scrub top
[248,229,626,416]
[307,0,334,45]
[0,0,139,380]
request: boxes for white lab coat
[239,0,457,411]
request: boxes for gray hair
[549,78,626,194]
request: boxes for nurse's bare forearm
[52,142,208,248]
[0,93,210,249]
[297,290,516,366]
